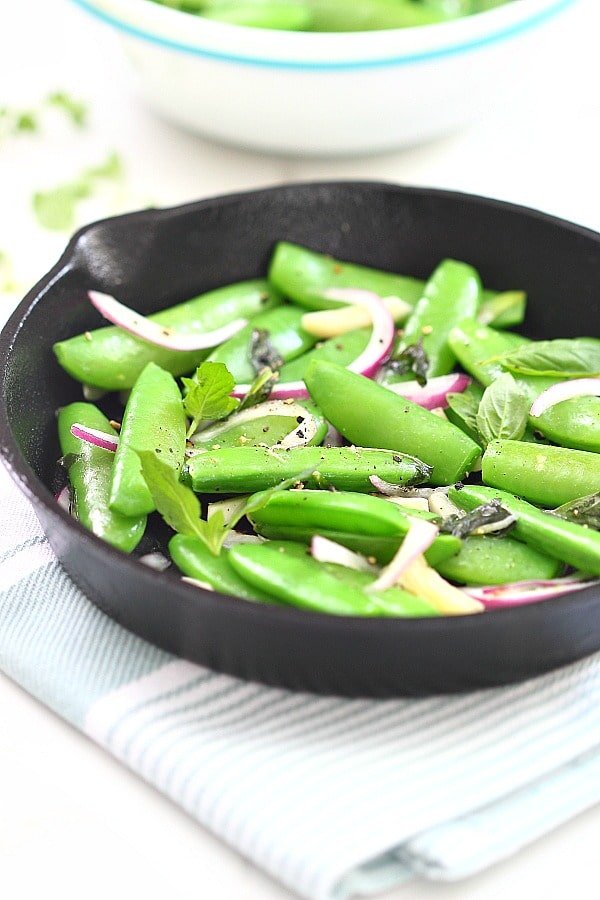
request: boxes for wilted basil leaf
[552,492,600,530]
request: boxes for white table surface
[1,2,599,897]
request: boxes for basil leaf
[446,382,484,444]
[138,451,205,540]
[182,361,239,438]
[249,328,284,375]
[497,338,600,379]
[477,291,526,328]
[476,373,529,446]
[552,492,600,530]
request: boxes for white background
[1,1,599,897]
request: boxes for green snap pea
[385,259,481,382]
[449,484,600,577]
[186,445,431,493]
[305,361,481,485]
[278,328,370,382]
[436,535,562,586]
[268,242,424,311]
[191,400,328,449]
[449,321,600,452]
[228,542,438,617]
[207,305,316,382]
[110,363,187,517]
[482,440,600,508]
[58,402,146,553]
[169,534,276,602]
[202,1,312,30]
[248,489,461,566]
[306,0,453,30]
[53,280,281,391]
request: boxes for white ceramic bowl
[72,0,578,156]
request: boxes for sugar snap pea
[54,280,281,390]
[268,242,424,311]
[449,321,600,452]
[169,534,276,602]
[207,305,316,382]
[110,363,187,517]
[384,259,481,383]
[305,361,481,485]
[58,402,146,552]
[191,400,328,449]
[278,328,370,382]
[436,535,562,586]
[187,445,431,493]
[450,484,600,577]
[248,489,461,565]
[228,542,439,617]
[482,440,600,507]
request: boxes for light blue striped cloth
[2,461,600,900]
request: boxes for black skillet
[1,182,599,697]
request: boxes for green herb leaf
[32,151,123,232]
[182,361,240,438]
[477,291,526,328]
[237,366,279,412]
[46,91,88,128]
[86,150,123,180]
[387,339,430,386]
[552,492,600,530]
[497,338,600,379]
[476,373,529,446]
[139,451,316,557]
[446,382,484,443]
[249,328,284,375]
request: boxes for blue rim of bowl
[70,0,577,70]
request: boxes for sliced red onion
[182,576,214,592]
[191,400,320,450]
[324,424,345,448]
[384,373,471,411]
[311,535,376,573]
[530,378,600,418]
[232,289,395,400]
[139,552,171,572]
[55,486,72,512]
[367,517,439,593]
[70,423,118,452]
[89,291,247,351]
[464,576,599,609]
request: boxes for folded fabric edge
[332,744,600,898]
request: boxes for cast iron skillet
[1,182,599,697]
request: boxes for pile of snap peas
[148,0,513,32]
[54,239,600,619]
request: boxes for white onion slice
[384,373,471,411]
[192,400,320,450]
[464,576,599,609]
[428,491,464,520]
[70,423,118,452]
[367,517,439,593]
[55,486,71,512]
[182,576,214,592]
[139,552,171,572]
[207,496,249,525]
[222,531,265,549]
[311,535,376,572]
[530,378,600,418]
[301,295,410,338]
[89,291,247,351]
[232,289,395,400]
[369,477,439,498]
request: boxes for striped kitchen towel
[1,460,600,900]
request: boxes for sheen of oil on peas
[450,484,600,577]
[207,304,316,382]
[228,542,439,617]
[482,440,600,508]
[53,280,282,391]
[58,402,146,553]
[384,259,481,383]
[110,362,187,517]
[268,242,424,311]
[305,360,481,485]
[186,445,431,493]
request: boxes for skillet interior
[1,181,599,697]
